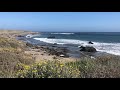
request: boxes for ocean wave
[51,33,74,35]
[34,38,87,45]
[26,34,40,38]
[93,42,120,55]
[33,38,120,56]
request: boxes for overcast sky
[0,12,120,32]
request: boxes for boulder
[46,47,69,58]
[17,35,24,37]
[52,45,57,47]
[88,41,94,44]
[80,46,96,52]
[53,43,57,45]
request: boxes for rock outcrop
[88,41,94,44]
[80,46,96,52]
[46,47,69,58]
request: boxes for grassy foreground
[16,56,120,78]
[0,32,120,78]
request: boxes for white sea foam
[92,42,120,55]
[26,34,40,38]
[34,38,120,56]
[51,33,74,35]
[34,38,87,45]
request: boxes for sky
[0,12,120,32]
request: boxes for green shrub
[66,56,120,78]
[16,60,80,78]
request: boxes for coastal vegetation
[0,30,120,78]
[16,56,120,78]
[16,60,80,78]
[0,37,34,78]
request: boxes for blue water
[25,32,120,56]
[36,32,120,43]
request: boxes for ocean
[24,32,120,56]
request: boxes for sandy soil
[24,48,79,63]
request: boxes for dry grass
[0,37,34,78]
[66,55,120,78]
[16,55,120,78]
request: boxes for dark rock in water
[26,42,34,47]
[80,46,96,52]
[88,41,94,44]
[52,43,57,47]
[53,43,57,45]
[26,35,32,38]
[79,46,84,48]
[52,45,57,47]
[17,35,24,37]
[47,36,55,39]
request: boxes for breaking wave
[34,38,120,56]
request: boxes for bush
[66,56,120,78]
[0,37,26,53]
[16,60,80,78]
[0,52,34,77]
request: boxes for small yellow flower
[32,69,37,73]
[60,64,64,67]
[43,62,47,64]
[38,63,42,66]
[24,65,30,70]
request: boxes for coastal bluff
[0,30,39,39]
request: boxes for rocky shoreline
[25,42,70,58]
[24,41,110,60]
[14,31,111,60]
[1,30,116,61]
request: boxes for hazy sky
[0,12,120,32]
